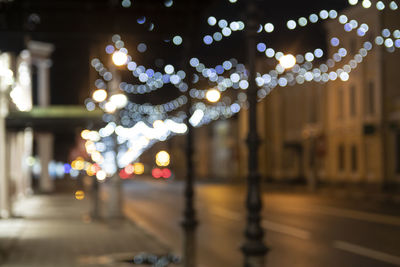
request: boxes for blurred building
[244,4,400,188]
[0,49,34,217]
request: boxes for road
[121,179,400,267]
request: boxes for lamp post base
[181,221,197,267]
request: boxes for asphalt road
[121,179,400,267]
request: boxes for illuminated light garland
[189,57,250,92]
[203,17,245,44]
[91,58,113,81]
[86,0,400,176]
[250,0,400,94]
[126,95,188,115]
[256,42,373,100]
[109,36,189,93]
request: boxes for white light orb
[264,23,274,33]
[208,16,217,26]
[96,170,106,181]
[362,0,372,8]
[92,89,107,102]
[110,94,128,109]
[112,51,128,66]
[287,20,296,30]
[206,89,221,103]
[279,54,296,69]
[164,64,174,74]
[104,101,117,113]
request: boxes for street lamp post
[90,52,128,221]
[181,1,199,264]
[107,64,125,221]
[241,0,268,266]
[181,91,198,267]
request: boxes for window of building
[338,88,344,120]
[350,39,357,55]
[351,145,358,172]
[309,88,317,123]
[350,85,356,117]
[367,81,375,115]
[338,144,345,171]
[32,65,38,106]
[396,133,400,174]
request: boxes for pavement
[0,192,176,267]
[259,182,400,204]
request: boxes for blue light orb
[137,16,146,24]
[146,69,155,78]
[105,45,115,54]
[331,37,340,46]
[64,163,72,174]
[257,43,267,52]
[203,35,213,45]
[164,0,173,7]
[215,65,224,74]
[137,43,147,53]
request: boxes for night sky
[0,0,351,161]
[0,0,350,106]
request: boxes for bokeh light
[156,150,170,167]
[92,89,107,102]
[112,51,128,66]
[279,54,296,69]
[206,89,221,102]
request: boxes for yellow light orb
[81,129,90,139]
[206,89,221,103]
[74,159,85,170]
[86,164,96,176]
[75,190,85,200]
[112,51,128,66]
[133,163,144,175]
[156,150,170,167]
[279,54,296,69]
[92,89,107,102]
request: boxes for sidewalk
[0,193,175,267]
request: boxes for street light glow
[156,150,170,167]
[279,54,296,69]
[104,101,117,113]
[206,88,221,102]
[92,89,107,102]
[112,51,128,66]
[133,163,144,175]
[109,93,128,109]
[96,170,107,181]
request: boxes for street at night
[121,180,400,267]
[2,0,400,266]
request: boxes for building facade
[238,4,400,187]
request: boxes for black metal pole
[181,93,198,267]
[241,0,268,266]
[91,175,100,219]
[108,66,123,221]
[108,124,123,220]
[181,1,198,264]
